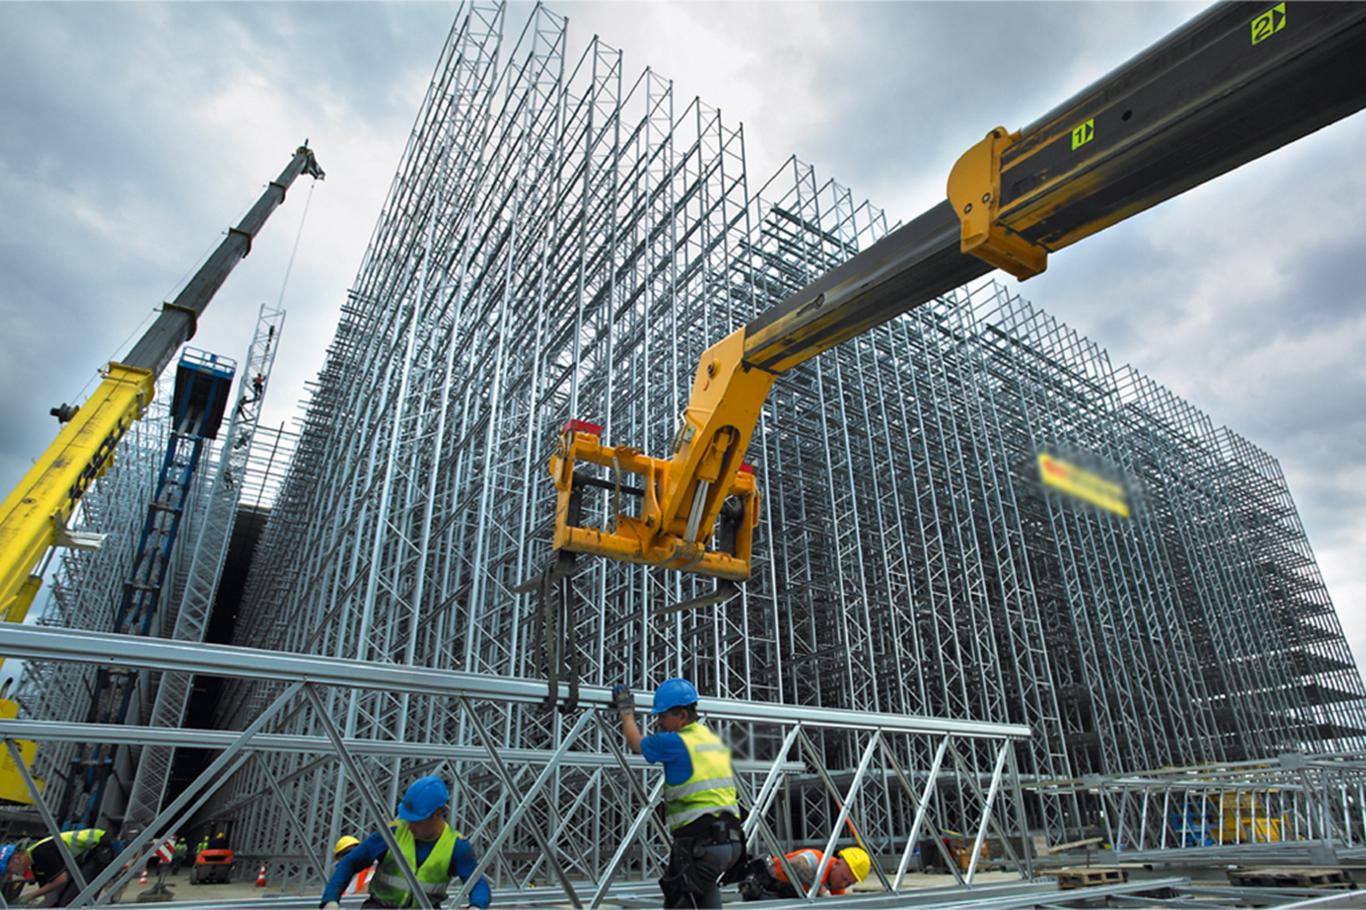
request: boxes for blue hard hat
[0,843,16,870]
[397,775,449,822]
[651,678,699,715]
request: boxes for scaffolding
[8,0,1366,896]
[188,0,1366,866]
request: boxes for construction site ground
[123,867,1028,903]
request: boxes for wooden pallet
[1227,866,1357,889]
[1054,866,1128,890]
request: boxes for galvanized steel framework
[209,0,1366,858]
[12,0,1366,888]
[10,303,287,830]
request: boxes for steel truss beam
[0,627,1032,906]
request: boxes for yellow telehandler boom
[550,1,1366,582]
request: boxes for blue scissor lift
[69,349,236,828]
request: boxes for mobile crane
[0,144,324,633]
[549,2,1366,583]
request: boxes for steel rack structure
[1033,753,1366,861]
[203,0,1366,862]
[13,0,1366,883]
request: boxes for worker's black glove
[610,684,634,715]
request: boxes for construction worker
[170,837,188,875]
[332,835,373,896]
[319,775,490,909]
[0,828,120,906]
[1,844,25,903]
[611,678,745,908]
[737,847,871,900]
[194,835,208,863]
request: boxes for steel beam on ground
[2,738,89,894]
[458,695,582,908]
[302,684,431,908]
[448,710,596,908]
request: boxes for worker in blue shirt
[319,776,490,909]
[612,678,744,908]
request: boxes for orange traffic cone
[255,863,267,887]
[139,866,148,885]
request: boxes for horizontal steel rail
[0,717,801,773]
[0,624,1030,739]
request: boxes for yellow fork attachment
[549,420,759,582]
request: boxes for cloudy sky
[2,1,1363,668]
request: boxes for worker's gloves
[610,684,634,715]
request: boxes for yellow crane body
[0,144,322,633]
[0,363,154,625]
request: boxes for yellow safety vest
[663,722,739,830]
[369,821,458,908]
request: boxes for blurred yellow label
[0,697,41,805]
[1038,453,1129,517]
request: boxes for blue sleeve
[320,832,387,904]
[451,837,492,908]
[639,731,684,765]
[640,732,692,784]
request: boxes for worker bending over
[612,678,745,908]
[738,847,871,900]
[0,828,121,907]
[320,775,490,909]
[332,835,374,896]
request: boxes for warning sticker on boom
[1251,3,1285,45]
[1070,118,1095,151]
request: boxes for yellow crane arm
[0,366,155,621]
[0,144,323,625]
[553,1,1366,582]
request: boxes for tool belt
[674,812,744,847]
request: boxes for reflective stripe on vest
[771,848,825,890]
[662,722,739,830]
[31,829,105,857]
[369,821,458,908]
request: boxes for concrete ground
[122,868,317,902]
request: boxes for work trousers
[737,859,799,901]
[659,817,745,909]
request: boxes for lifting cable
[274,179,316,309]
